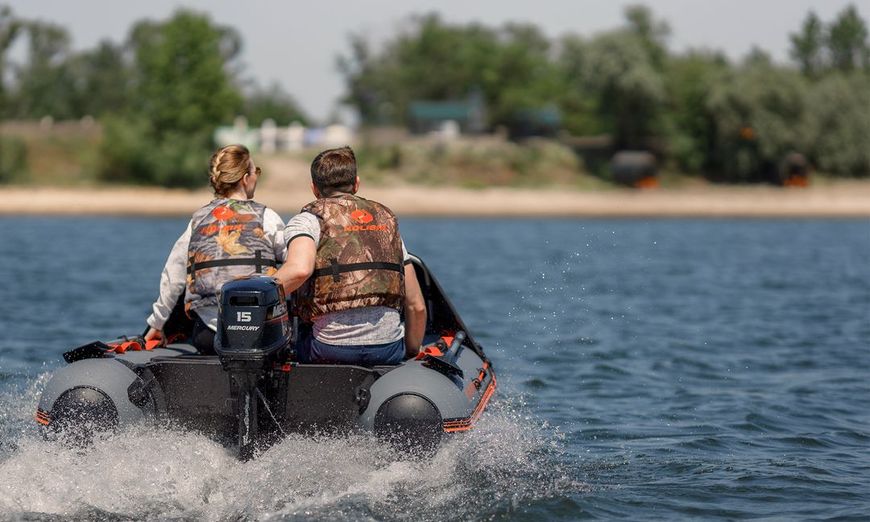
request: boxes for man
[274,146,426,365]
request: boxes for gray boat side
[360,346,495,432]
[36,345,197,431]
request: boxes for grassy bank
[1,132,867,218]
[0,121,102,186]
[2,121,609,190]
[0,121,858,193]
[356,136,614,190]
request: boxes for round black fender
[37,357,153,446]
[43,387,119,446]
[374,393,442,456]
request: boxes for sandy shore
[1,156,868,218]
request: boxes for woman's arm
[145,222,192,339]
[262,208,288,263]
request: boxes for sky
[7,0,869,122]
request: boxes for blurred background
[2,3,870,518]
[0,1,869,192]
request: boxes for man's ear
[311,182,321,198]
[352,176,360,193]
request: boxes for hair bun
[208,144,251,196]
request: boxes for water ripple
[2,217,870,519]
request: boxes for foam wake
[0,376,584,520]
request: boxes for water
[1,216,868,520]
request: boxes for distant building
[506,106,561,140]
[214,117,354,152]
[214,117,260,150]
[407,90,486,135]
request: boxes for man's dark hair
[311,146,357,196]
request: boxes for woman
[144,144,286,354]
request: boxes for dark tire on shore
[611,150,657,187]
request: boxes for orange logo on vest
[346,209,386,232]
[351,209,373,224]
[346,209,387,232]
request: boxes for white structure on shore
[214,117,355,152]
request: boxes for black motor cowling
[215,276,290,460]
[215,276,290,366]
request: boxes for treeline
[2,5,869,187]
[340,5,870,181]
[0,5,306,186]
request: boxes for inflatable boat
[35,255,496,458]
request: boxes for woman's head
[209,144,260,198]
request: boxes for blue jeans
[298,335,405,366]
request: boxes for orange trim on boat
[107,337,164,354]
[415,345,444,360]
[35,409,51,425]
[443,370,497,433]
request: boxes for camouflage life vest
[186,199,278,313]
[297,194,404,321]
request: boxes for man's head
[310,146,359,197]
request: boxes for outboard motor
[215,276,290,459]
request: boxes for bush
[806,74,870,177]
[0,136,27,183]
[97,116,212,188]
[358,137,586,188]
[706,61,812,182]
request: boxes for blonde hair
[209,144,251,196]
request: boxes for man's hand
[405,343,421,359]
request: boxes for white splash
[0,375,586,520]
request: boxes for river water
[0,216,868,520]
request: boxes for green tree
[129,10,242,136]
[556,36,601,136]
[338,13,560,128]
[826,5,869,72]
[489,23,562,126]
[3,14,129,120]
[67,40,131,118]
[337,35,385,124]
[706,60,811,181]
[663,51,729,173]
[11,20,76,119]
[558,6,670,149]
[624,4,670,69]
[580,30,666,149]
[806,73,870,176]
[339,14,499,125]
[790,11,826,78]
[99,10,243,187]
[0,5,23,116]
